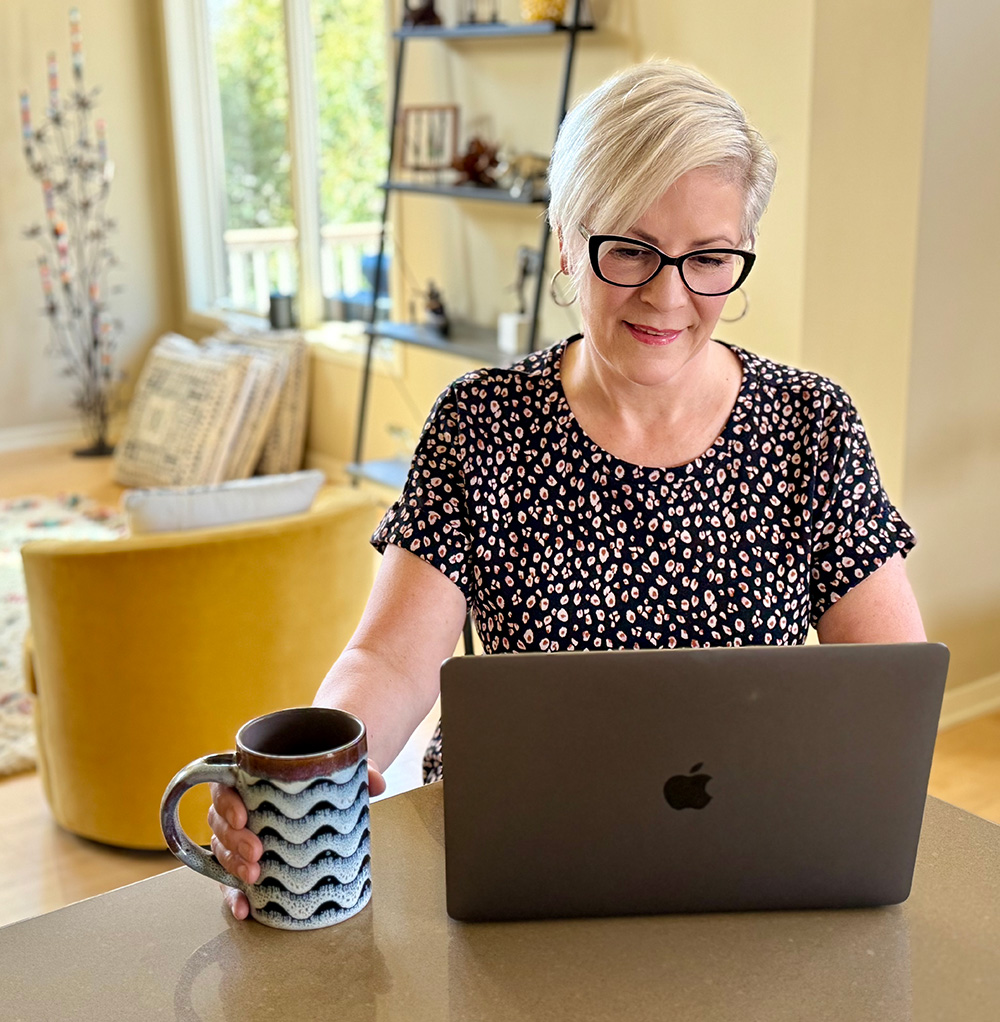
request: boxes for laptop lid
[441,642,949,922]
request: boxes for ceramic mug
[160,706,371,930]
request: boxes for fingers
[369,760,387,797]
[209,784,257,921]
[208,784,262,890]
[209,808,262,880]
[210,782,247,830]
[218,882,251,921]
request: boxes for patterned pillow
[211,330,311,475]
[114,335,251,487]
[201,339,286,479]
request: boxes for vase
[74,383,115,458]
[520,0,566,23]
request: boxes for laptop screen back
[441,643,948,922]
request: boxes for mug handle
[160,753,246,890]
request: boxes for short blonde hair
[548,60,777,282]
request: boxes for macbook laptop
[440,642,949,922]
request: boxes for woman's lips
[624,321,682,345]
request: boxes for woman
[210,60,925,918]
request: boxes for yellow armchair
[21,487,380,850]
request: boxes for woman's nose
[638,264,689,308]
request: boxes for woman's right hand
[208,782,260,920]
[208,763,387,920]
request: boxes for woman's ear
[556,227,569,275]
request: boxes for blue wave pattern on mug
[239,757,371,930]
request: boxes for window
[162,0,387,327]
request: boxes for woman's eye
[689,254,729,269]
[610,246,651,260]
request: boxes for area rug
[0,495,126,777]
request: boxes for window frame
[159,0,364,332]
[161,0,233,329]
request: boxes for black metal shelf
[382,180,547,204]
[394,22,594,41]
[366,320,516,366]
[352,0,590,520]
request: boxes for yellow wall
[308,343,486,476]
[903,0,1000,691]
[0,0,175,442]
[800,0,932,500]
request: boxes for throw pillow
[211,330,311,475]
[200,338,287,479]
[123,469,326,534]
[114,334,253,488]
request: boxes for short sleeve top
[372,337,915,653]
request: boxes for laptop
[440,642,949,922]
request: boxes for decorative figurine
[424,281,450,336]
[509,246,541,315]
[403,0,442,28]
[496,151,550,200]
[451,137,499,187]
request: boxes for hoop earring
[719,286,749,323]
[549,268,576,308]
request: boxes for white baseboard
[939,670,1000,731]
[0,420,84,453]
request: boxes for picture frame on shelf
[399,104,459,175]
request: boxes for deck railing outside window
[222,221,381,317]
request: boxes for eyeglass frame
[577,225,756,297]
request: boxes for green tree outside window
[210,0,387,232]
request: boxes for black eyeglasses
[578,225,755,296]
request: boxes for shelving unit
[348,1,592,492]
[370,319,518,364]
[382,180,546,203]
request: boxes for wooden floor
[0,443,997,930]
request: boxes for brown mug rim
[235,706,366,767]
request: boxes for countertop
[2,784,998,1021]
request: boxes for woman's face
[572,167,746,389]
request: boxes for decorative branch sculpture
[19,8,122,456]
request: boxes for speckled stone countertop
[2,784,998,1021]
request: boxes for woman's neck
[559,336,742,468]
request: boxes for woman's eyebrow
[630,228,661,245]
[629,228,737,249]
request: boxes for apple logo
[663,763,713,810]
